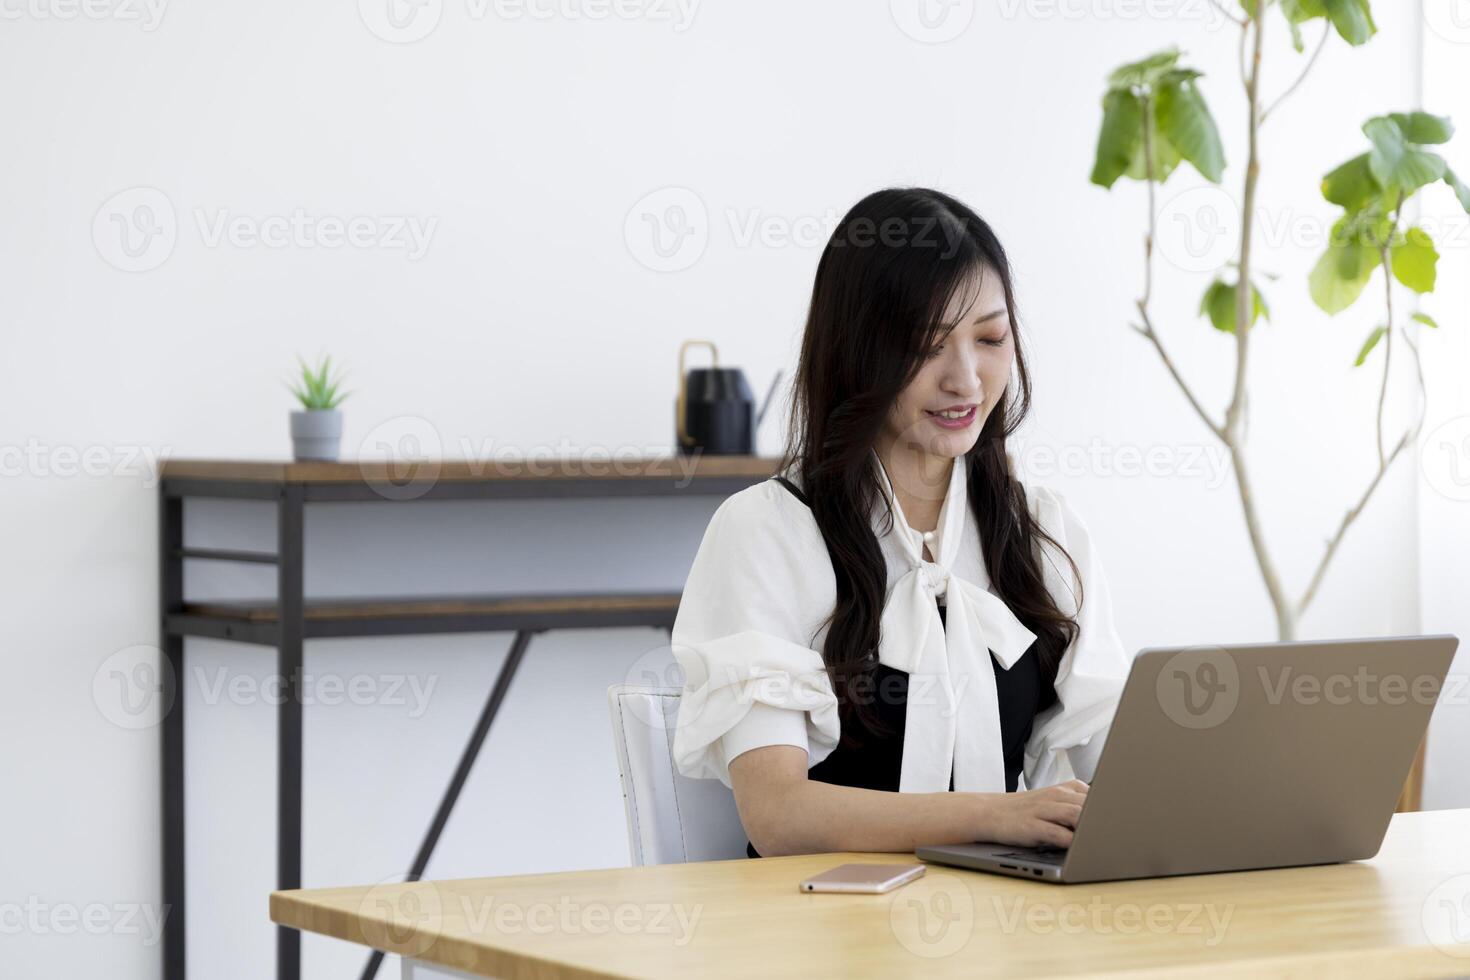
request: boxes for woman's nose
[941,356,983,398]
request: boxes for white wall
[1420,10,1470,811]
[0,2,1450,978]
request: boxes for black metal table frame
[159,470,765,980]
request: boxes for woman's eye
[928,337,1005,357]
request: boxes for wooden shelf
[167,591,682,643]
[162,455,782,484]
[160,455,783,502]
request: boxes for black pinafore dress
[742,475,1054,858]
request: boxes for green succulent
[287,354,350,411]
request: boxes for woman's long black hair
[776,187,1082,744]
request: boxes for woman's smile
[925,405,978,429]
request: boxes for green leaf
[1354,0,1378,35]
[1391,226,1439,293]
[1354,325,1387,366]
[1281,8,1305,48]
[1279,0,1328,50]
[1444,168,1470,213]
[1321,153,1381,211]
[1199,278,1269,333]
[1411,311,1440,329]
[1282,0,1329,21]
[1364,117,1448,195]
[1323,0,1376,45]
[1156,72,1226,183]
[288,354,350,410]
[1107,48,1182,91]
[1335,207,1395,256]
[1095,50,1220,187]
[1091,89,1145,188]
[1200,280,1232,333]
[1388,112,1454,145]
[1284,18,1304,51]
[1311,215,1384,314]
[1124,122,1183,183]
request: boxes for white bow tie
[869,451,1038,793]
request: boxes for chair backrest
[606,684,749,866]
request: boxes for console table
[158,455,779,980]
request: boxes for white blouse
[670,448,1130,795]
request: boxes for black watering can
[675,340,782,456]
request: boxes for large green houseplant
[1090,1,1463,808]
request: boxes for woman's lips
[925,406,977,429]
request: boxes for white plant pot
[290,409,343,462]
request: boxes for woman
[670,187,1130,859]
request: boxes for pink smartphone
[799,863,927,894]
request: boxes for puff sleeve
[1021,484,1131,790]
[670,481,842,788]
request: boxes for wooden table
[271,808,1470,978]
[160,455,780,980]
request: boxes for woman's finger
[1041,801,1084,827]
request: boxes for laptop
[917,635,1459,884]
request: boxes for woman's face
[880,266,1014,461]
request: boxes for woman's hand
[974,779,1090,849]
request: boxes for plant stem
[1229,438,1295,637]
[1142,93,1157,308]
[1297,223,1427,620]
[1296,432,1409,619]
[1207,0,1245,28]
[1127,10,1426,640]
[1136,87,1223,436]
[1376,247,1394,469]
[1260,22,1330,126]
[1403,325,1427,442]
[1131,10,1291,636]
[1374,193,1405,469]
[1296,357,1423,620]
[1228,14,1263,435]
[1134,306,1223,438]
[1223,11,1297,639]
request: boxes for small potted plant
[287,355,349,461]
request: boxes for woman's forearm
[730,746,1086,856]
[753,778,993,856]
[730,747,994,856]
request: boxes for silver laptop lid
[1058,634,1458,883]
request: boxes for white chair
[606,684,750,865]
